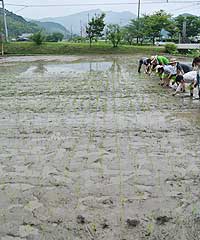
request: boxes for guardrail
[176,44,200,50]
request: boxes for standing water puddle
[20,61,113,75]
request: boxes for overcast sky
[3,0,200,19]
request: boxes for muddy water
[0,55,200,240]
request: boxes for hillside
[0,8,70,38]
[0,8,40,37]
[31,21,71,38]
[180,13,194,17]
[40,9,136,35]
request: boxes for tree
[175,15,200,42]
[46,32,64,42]
[164,19,179,40]
[86,13,106,47]
[106,24,122,47]
[122,28,134,45]
[31,31,45,45]
[143,10,175,44]
[126,18,146,45]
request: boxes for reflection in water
[21,61,113,75]
[110,59,121,73]
[33,63,48,74]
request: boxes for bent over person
[192,57,200,98]
[173,71,197,97]
[149,55,169,75]
[151,55,169,66]
[156,64,177,87]
[138,57,151,73]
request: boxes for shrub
[31,31,46,45]
[106,24,122,47]
[165,43,177,54]
[187,49,200,57]
[46,32,64,42]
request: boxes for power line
[6,2,135,7]
[170,3,197,13]
[15,6,28,13]
[5,1,200,8]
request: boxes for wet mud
[0,55,200,240]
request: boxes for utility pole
[0,0,8,42]
[137,0,141,20]
[0,34,4,55]
[137,0,141,44]
[80,20,83,37]
[182,20,187,43]
[70,25,73,40]
[178,33,181,44]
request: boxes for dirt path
[0,55,200,240]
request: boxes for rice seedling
[1,55,200,239]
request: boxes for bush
[106,24,122,47]
[46,32,64,42]
[71,36,87,43]
[165,43,177,54]
[187,49,200,57]
[31,31,45,45]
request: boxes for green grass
[4,42,165,55]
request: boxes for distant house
[17,33,33,41]
[160,29,171,39]
[190,35,200,43]
[20,33,33,38]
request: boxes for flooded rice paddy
[0,55,200,240]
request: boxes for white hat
[169,58,177,64]
[155,65,163,72]
[151,55,157,64]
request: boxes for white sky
[3,0,200,19]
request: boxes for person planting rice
[156,64,177,87]
[192,57,200,98]
[169,58,192,75]
[139,55,198,98]
[178,63,192,74]
[192,56,200,69]
[138,57,151,73]
[149,55,170,75]
[172,71,197,97]
[168,58,192,89]
[151,55,170,65]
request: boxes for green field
[4,42,165,55]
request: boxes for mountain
[31,21,71,38]
[0,8,40,37]
[39,9,136,35]
[180,13,195,17]
[0,8,70,38]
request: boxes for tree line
[82,10,200,47]
[5,9,200,47]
